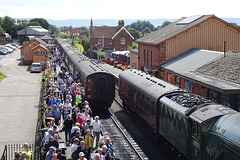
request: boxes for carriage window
[193,121,200,139]
[138,91,141,105]
[142,94,145,109]
[202,118,215,132]
[146,97,150,112]
[134,89,136,103]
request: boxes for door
[96,78,107,100]
[191,120,201,160]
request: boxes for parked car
[30,63,42,73]
[3,46,14,53]
[9,43,18,47]
[0,47,10,54]
[0,49,8,55]
[5,44,16,50]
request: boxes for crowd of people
[38,48,115,160]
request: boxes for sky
[0,0,239,20]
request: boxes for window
[221,95,230,107]
[121,38,125,44]
[147,50,149,67]
[175,76,180,86]
[184,79,192,91]
[109,39,112,44]
[142,94,145,109]
[144,50,146,65]
[151,51,153,66]
[167,73,172,83]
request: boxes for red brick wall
[113,29,133,51]
[138,43,160,69]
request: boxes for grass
[0,72,5,82]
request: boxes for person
[105,138,113,156]
[19,151,27,160]
[89,125,94,139]
[96,148,105,160]
[54,71,58,82]
[52,153,58,160]
[75,92,82,108]
[84,129,93,159]
[82,112,90,124]
[102,145,112,160]
[21,143,32,160]
[66,91,72,104]
[62,105,68,120]
[53,134,59,149]
[65,100,72,114]
[52,125,60,137]
[93,153,101,160]
[74,141,88,160]
[83,119,91,135]
[45,129,53,144]
[53,62,57,73]
[45,146,56,160]
[52,105,61,125]
[45,107,53,119]
[71,123,81,135]
[76,113,84,126]
[79,152,87,160]
[56,148,67,160]
[56,98,63,118]
[85,106,92,117]
[99,132,109,148]
[72,108,78,123]
[71,138,79,158]
[48,97,57,107]
[15,152,21,160]
[92,116,101,148]
[45,136,56,152]
[71,131,83,144]
[63,114,75,144]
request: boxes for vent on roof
[176,15,204,25]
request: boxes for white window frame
[121,38,125,44]
[109,38,112,44]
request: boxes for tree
[1,16,17,38]
[127,28,141,40]
[161,21,171,28]
[29,21,40,26]
[49,24,59,35]
[0,26,4,35]
[16,19,29,31]
[231,23,240,29]
[81,35,90,52]
[142,27,151,34]
[126,20,156,33]
[80,27,89,36]
[29,18,49,29]
[60,26,69,32]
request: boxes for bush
[98,51,105,58]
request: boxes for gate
[1,144,34,160]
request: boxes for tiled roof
[196,52,240,85]
[41,34,53,40]
[35,37,48,46]
[91,26,119,38]
[136,15,213,45]
[31,44,47,51]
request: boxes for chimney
[118,20,124,27]
[89,18,93,38]
[90,18,93,27]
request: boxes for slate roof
[196,52,240,85]
[17,26,48,36]
[41,34,53,40]
[91,26,119,38]
[130,48,138,53]
[31,44,47,51]
[136,15,213,45]
[160,49,223,72]
[35,37,48,46]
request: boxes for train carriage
[76,61,115,108]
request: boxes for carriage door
[191,120,201,160]
[96,78,107,100]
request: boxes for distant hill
[16,18,240,28]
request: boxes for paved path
[0,48,42,153]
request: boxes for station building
[136,15,240,76]
[89,19,134,58]
[159,49,240,111]
[20,38,48,65]
[17,26,49,44]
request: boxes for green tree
[142,27,151,33]
[231,23,240,29]
[29,21,40,26]
[60,26,69,32]
[49,24,59,35]
[161,21,171,28]
[0,26,4,35]
[81,35,90,52]
[29,18,49,29]
[16,19,29,31]
[127,28,141,40]
[1,16,17,38]
[126,20,156,32]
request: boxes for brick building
[136,15,240,76]
[159,49,240,111]
[89,19,134,58]
[130,49,138,69]
[20,38,47,65]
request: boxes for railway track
[100,100,148,160]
